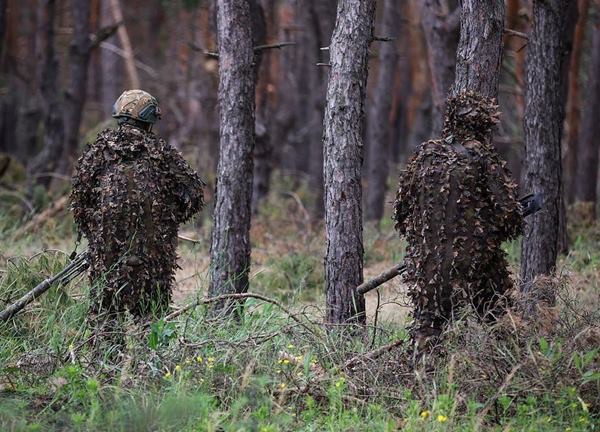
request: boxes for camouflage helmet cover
[112,89,161,124]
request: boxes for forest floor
[0,173,598,431]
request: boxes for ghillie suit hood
[394,91,521,349]
[71,125,205,317]
[442,91,501,142]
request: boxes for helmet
[112,89,161,124]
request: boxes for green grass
[0,185,598,431]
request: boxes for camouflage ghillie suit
[71,124,204,317]
[393,91,522,346]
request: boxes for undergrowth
[0,183,598,431]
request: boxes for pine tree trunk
[208,0,255,306]
[27,0,63,188]
[307,0,336,218]
[574,8,600,212]
[565,0,590,204]
[0,0,6,63]
[417,0,460,136]
[365,0,398,223]
[323,0,375,325]
[99,0,120,118]
[521,0,576,293]
[60,0,91,174]
[453,0,505,100]
[250,0,271,213]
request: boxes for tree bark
[0,0,6,64]
[574,7,600,211]
[109,0,139,89]
[521,0,576,293]
[60,0,92,174]
[417,0,460,136]
[99,0,120,118]
[365,0,398,222]
[250,0,270,213]
[307,0,336,218]
[565,0,590,204]
[209,0,256,306]
[323,0,375,325]
[453,0,506,100]
[27,0,63,188]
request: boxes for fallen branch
[13,196,69,239]
[474,364,521,430]
[164,292,322,338]
[344,338,406,369]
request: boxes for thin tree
[208,0,256,308]
[60,0,92,174]
[307,0,336,218]
[574,3,600,214]
[521,0,578,293]
[365,0,399,223]
[323,0,375,325]
[27,0,64,188]
[417,0,460,136]
[565,0,590,203]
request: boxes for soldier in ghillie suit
[393,91,522,350]
[71,90,204,319]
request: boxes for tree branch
[190,41,296,58]
[505,28,529,40]
[90,22,121,49]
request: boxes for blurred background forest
[0,0,598,222]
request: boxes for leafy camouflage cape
[70,124,204,317]
[393,92,523,342]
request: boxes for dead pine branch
[370,36,395,42]
[89,22,121,49]
[190,41,296,59]
[504,28,529,40]
[253,41,296,52]
[344,338,406,369]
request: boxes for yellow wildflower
[196,356,203,363]
[420,410,430,419]
[164,371,172,379]
[295,355,304,362]
[174,364,182,373]
[279,383,287,390]
[437,415,448,423]
[287,344,295,349]
[335,378,345,389]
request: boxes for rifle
[357,193,542,296]
[0,252,89,322]
[0,232,205,321]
